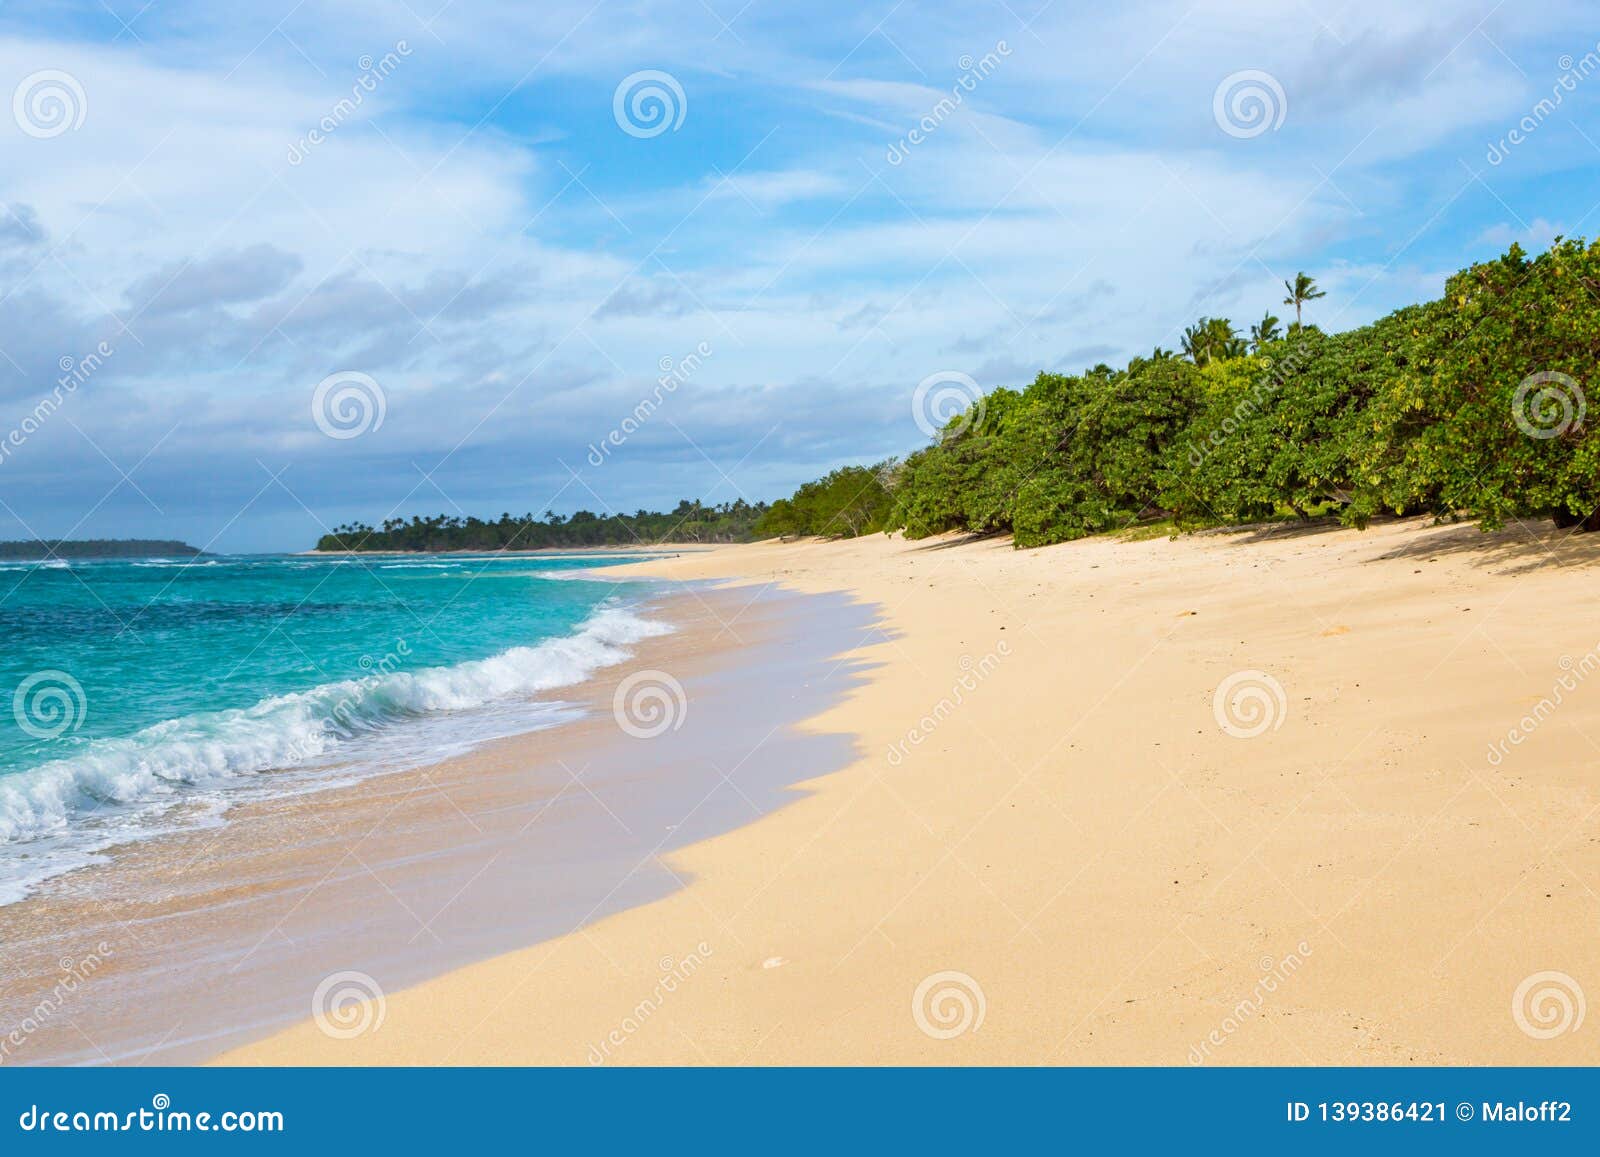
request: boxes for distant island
[0,539,205,560]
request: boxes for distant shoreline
[0,538,205,561]
[299,543,716,557]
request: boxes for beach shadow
[1190,517,1348,544]
[903,530,1012,552]
[1367,517,1600,575]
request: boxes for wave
[0,601,672,903]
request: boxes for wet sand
[224,519,1600,1065]
[0,584,874,1064]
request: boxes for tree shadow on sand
[901,530,1013,552]
[1365,517,1600,576]
[1180,514,1600,576]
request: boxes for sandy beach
[215,518,1600,1065]
[0,583,872,1065]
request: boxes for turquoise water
[0,553,667,904]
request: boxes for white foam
[0,601,673,903]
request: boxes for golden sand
[222,520,1600,1064]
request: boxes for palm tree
[1181,317,1243,366]
[1282,272,1326,327]
[1249,311,1281,348]
[1181,320,1211,365]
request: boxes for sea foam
[0,601,672,904]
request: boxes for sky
[0,0,1597,551]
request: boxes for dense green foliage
[752,464,895,538]
[317,500,766,552]
[0,539,203,559]
[770,241,1600,547]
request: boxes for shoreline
[225,518,1599,1065]
[0,582,875,1065]
[298,545,723,557]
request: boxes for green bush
[753,463,895,539]
[770,240,1600,548]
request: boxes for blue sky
[0,0,1597,550]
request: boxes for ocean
[0,552,667,906]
